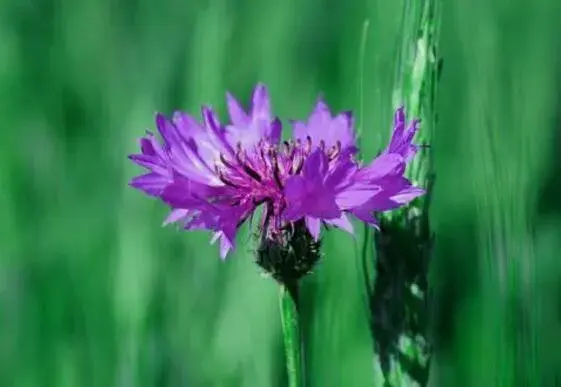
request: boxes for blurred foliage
[1,0,561,386]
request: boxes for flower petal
[224,84,281,148]
[155,113,179,146]
[385,106,421,161]
[226,92,250,126]
[128,154,169,177]
[390,186,425,204]
[250,83,271,124]
[303,148,329,180]
[350,208,379,228]
[172,111,219,166]
[351,176,423,214]
[219,233,235,259]
[160,178,227,209]
[359,153,405,181]
[163,208,190,226]
[325,213,354,235]
[284,149,341,221]
[291,99,356,152]
[129,173,171,196]
[305,216,321,240]
[140,137,157,156]
[335,183,381,209]
[202,106,235,157]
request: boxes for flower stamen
[270,151,284,189]
[327,140,342,160]
[304,136,312,154]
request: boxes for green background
[1,0,560,385]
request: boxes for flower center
[215,137,342,190]
[213,136,343,235]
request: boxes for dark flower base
[256,220,322,293]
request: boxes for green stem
[279,282,303,387]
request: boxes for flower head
[129,84,424,259]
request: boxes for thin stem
[279,282,303,387]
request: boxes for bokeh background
[1,0,561,385]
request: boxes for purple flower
[129,84,424,259]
